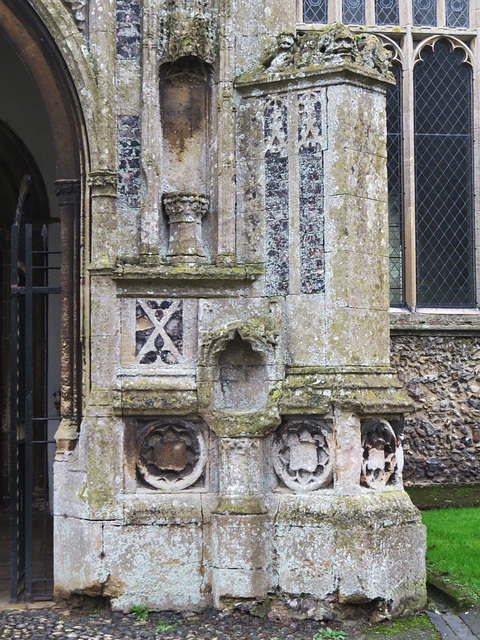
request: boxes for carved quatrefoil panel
[361,418,403,490]
[273,419,333,492]
[137,421,206,490]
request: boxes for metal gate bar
[9,176,61,602]
[9,212,22,603]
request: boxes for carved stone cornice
[88,170,118,198]
[55,179,81,206]
[236,24,394,87]
[159,8,217,64]
[62,0,87,33]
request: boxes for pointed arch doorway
[0,0,86,602]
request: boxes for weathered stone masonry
[52,0,427,620]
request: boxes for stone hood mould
[236,24,394,86]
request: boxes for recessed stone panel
[135,299,183,365]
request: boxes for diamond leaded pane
[303,0,327,23]
[446,0,469,28]
[413,0,436,26]
[343,0,365,24]
[414,41,474,307]
[387,63,403,306]
[376,0,399,25]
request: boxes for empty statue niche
[215,332,269,412]
[160,56,211,195]
[160,56,213,261]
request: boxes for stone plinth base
[54,490,426,619]
[273,491,427,618]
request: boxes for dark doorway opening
[0,24,61,602]
[0,0,85,604]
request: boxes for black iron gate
[9,175,61,601]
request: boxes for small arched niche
[160,56,211,195]
[214,332,269,412]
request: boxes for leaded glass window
[376,0,399,25]
[342,0,365,24]
[414,41,474,307]
[387,63,403,306]
[446,0,469,28]
[413,0,436,26]
[303,0,328,24]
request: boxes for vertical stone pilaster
[54,179,81,451]
[333,409,362,494]
[212,436,271,605]
[140,0,162,262]
[89,170,118,267]
[216,0,236,263]
[216,437,266,512]
[323,77,391,367]
[89,0,116,170]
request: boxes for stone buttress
[53,0,426,619]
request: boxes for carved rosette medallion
[273,419,333,492]
[163,192,209,263]
[361,418,403,490]
[137,421,206,490]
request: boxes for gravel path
[0,607,350,640]
[0,606,458,639]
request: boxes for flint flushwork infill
[391,335,480,483]
[264,98,289,296]
[116,0,141,59]
[117,116,141,208]
[298,92,325,294]
[135,299,183,365]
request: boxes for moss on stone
[406,483,480,510]
[276,491,422,528]
[364,614,442,638]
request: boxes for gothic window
[413,0,436,26]
[414,41,473,307]
[446,0,469,28]
[387,62,403,307]
[303,0,327,24]
[376,0,399,25]
[343,0,365,24]
[300,0,477,310]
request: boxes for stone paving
[1,606,480,640]
[427,610,480,640]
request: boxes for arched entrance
[0,0,87,601]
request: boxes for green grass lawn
[422,506,480,602]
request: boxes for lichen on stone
[236,23,394,86]
[62,0,87,33]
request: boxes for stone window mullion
[399,0,412,26]
[438,0,446,26]
[472,34,480,304]
[402,29,417,309]
[365,0,375,25]
[329,0,342,22]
